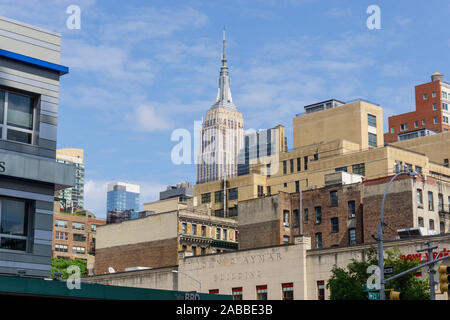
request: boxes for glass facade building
[106,182,140,212]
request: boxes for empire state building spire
[213,28,236,110]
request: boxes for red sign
[401,248,449,262]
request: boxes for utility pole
[416,242,438,300]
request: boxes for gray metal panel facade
[0,16,72,278]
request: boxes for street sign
[364,284,380,292]
[384,266,394,275]
[368,292,380,300]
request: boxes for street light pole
[378,169,417,300]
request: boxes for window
[214,190,224,203]
[432,91,437,98]
[418,217,424,228]
[73,234,86,242]
[422,119,426,125]
[257,185,264,197]
[390,126,395,133]
[209,289,219,294]
[282,283,294,300]
[297,158,301,171]
[445,159,449,168]
[331,218,339,233]
[91,224,97,232]
[55,219,68,228]
[368,114,376,127]
[295,181,299,193]
[201,247,206,255]
[440,222,445,234]
[283,235,290,244]
[228,188,238,200]
[352,163,365,176]
[55,231,68,240]
[315,206,321,224]
[415,166,423,174]
[293,210,299,227]
[256,285,267,300]
[283,183,287,188]
[192,246,197,256]
[443,103,448,111]
[438,194,444,212]
[201,193,211,203]
[222,229,227,240]
[400,123,408,131]
[201,225,206,237]
[417,189,423,208]
[0,90,35,145]
[192,224,197,235]
[315,233,322,248]
[72,222,85,230]
[73,246,85,254]
[423,93,428,100]
[330,190,338,206]
[444,116,449,124]
[428,191,434,211]
[317,281,325,300]
[267,186,271,196]
[214,209,224,217]
[290,159,294,173]
[0,198,29,251]
[232,287,243,300]
[304,208,309,223]
[182,222,186,233]
[335,166,347,172]
[433,103,437,110]
[55,244,68,252]
[283,160,287,174]
[349,228,356,245]
[414,121,419,128]
[348,201,356,218]
[368,133,377,147]
[429,219,435,230]
[433,117,438,124]
[304,156,308,170]
[283,210,290,227]
[314,153,319,161]
[182,245,187,252]
[216,228,221,240]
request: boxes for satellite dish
[108,267,116,273]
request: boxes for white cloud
[126,105,174,132]
[84,179,166,219]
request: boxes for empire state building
[196,30,244,184]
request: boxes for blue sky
[1,0,450,218]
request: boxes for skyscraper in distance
[106,182,140,212]
[196,29,244,184]
[56,148,85,211]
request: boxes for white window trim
[1,90,37,145]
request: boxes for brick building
[94,201,238,275]
[52,203,106,274]
[385,73,450,143]
[237,172,450,250]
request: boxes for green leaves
[327,246,430,300]
[51,258,87,279]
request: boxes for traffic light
[390,291,402,300]
[439,265,450,293]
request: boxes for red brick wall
[385,80,446,143]
[94,238,178,274]
[362,176,415,242]
[238,220,281,250]
[301,184,363,249]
